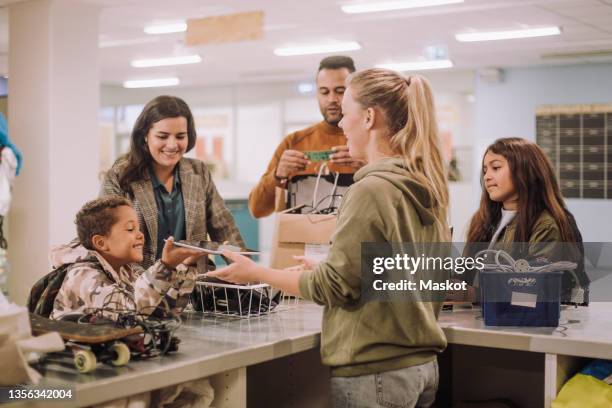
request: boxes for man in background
[248,56,364,218]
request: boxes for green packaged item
[304,150,335,162]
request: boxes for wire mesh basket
[193,280,299,318]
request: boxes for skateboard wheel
[110,342,130,366]
[74,350,97,373]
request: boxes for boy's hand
[182,254,202,267]
[161,237,206,269]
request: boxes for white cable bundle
[311,161,339,213]
[474,249,577,273]
[475,249,587,303]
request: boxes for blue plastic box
[480,271,563,327]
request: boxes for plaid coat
[101,157,244,270]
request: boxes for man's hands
[161,237,207,269]
[275,150,310,179]
[329,145,366,169]
[275,146,365,180]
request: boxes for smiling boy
[50,195,204,320]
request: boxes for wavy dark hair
[117,95,196,194]
[466,137,575,243]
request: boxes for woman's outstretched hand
[292,255,319,270]
[206,250,262,284]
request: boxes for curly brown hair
[76,196,132,250]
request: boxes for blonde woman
[209,69,449,408]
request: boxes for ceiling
[1,0,612,87]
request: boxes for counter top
[8,303,323,408]
[7,302,611,407]
[438,302,612,359]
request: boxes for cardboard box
[186,11,264,46]
[270,212,337,269]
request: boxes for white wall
[236,103,282,183]
[436,91,477,240]
[101,82,303,108]
[8,0,99,304]
[473,63,612,242]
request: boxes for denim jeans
[331,359,439,408]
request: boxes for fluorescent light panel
[99,37,160,48]
[123,77,180,89]
[455,26,561,42]
[144,22,187,35]
[342,0,464,14]
[131,55,202,68]
[376,59,453,71]
[274,41,361,56]
[298,83,315,93]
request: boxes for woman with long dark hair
[466,137,588,303]
[101,95,244,270]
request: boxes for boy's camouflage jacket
[49,243,196,320]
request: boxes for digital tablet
[171,240,260,255]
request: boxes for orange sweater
[248,121,355,218]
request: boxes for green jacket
[498,210,559,247]
[494,210,588,302]
[299,158,448,377]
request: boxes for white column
[8,0,100,304]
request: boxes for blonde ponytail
[393,75,448,214]
[347,69,449,228]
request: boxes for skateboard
[30,313,143,373]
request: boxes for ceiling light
[342,0,464,14]
[123,77,180,89]
[99,37,160,48]
[144,22,187,35]
[376,59,453,71]
[131,55,202,68]
[274,41,361,56]
[298,83,314,93]
[455,26,561,42]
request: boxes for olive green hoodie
[299,157,448,377]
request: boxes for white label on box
[304,243,330,263]
[510,291,537,308]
